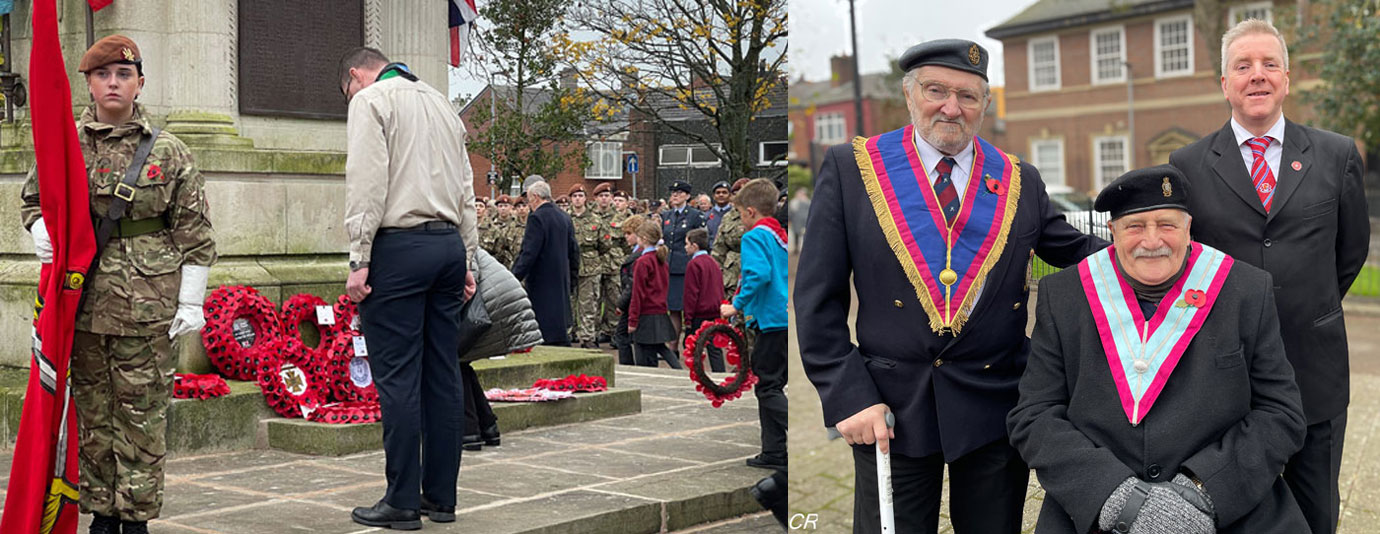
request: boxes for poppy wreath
[280,293,334,368]
[201,285,283,381]
[332,293,361,337]
[532,374,607,393]
[306,400,383,425]
[256,336,330,419]
[324,329,379,403]
[172,373,231,400]
[682,320,756,407]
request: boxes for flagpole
[85,3,94,49]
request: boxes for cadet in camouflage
[20,35,216,530]
[488,195,515,267]
[710,178,751,296]
[504,196,530,269]
[568,184,610,348]
[596,184,628,341]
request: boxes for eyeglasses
[342,77,356,102]
[917,82,985,110]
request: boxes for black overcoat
[512,202,580,345]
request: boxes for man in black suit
[1009,165,1308,534]
[795,39,1107,533]
[512,179,580,346]
[661,180,706,337]
[1168,19,1369,534]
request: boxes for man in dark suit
[1168,19,1369,534]
[661,180,706,337]
[512,179,580,346]
[795,39,1107,533]
[1009,166,1308,534]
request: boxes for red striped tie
[934,157,960,225]
[1247,136,1276,212]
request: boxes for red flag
[87,0,113,11]
[0,0,93,532]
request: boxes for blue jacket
[732,225,787,331]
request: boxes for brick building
[984,0,1323,196]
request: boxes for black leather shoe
[89,515,119,534]
[480,422,501,447]
[351,500,422,530]
[419,495,457,523]
[462,433,483,451]
[745,453,786,471]
[751,472,788,528]
[120,520,149,534]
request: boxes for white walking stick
[828,411,896,533]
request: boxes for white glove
[30,218,53,264]
[169,265,210,339]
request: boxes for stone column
[378,1,449,93]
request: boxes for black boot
[751,471,788,528]
[351,500,421,530]
[462,433,483,451]
[419,495,456,523]
[120,520,149,534]
[480,422,501,447]
[89,514,119,534]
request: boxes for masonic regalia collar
[854,125,1021,335]
[1077,242,1234,426]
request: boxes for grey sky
[789,0,1040,86]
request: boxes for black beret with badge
[898,39,989,81]
[712,181,731,192]
[1094,164,1191,220]
[669,180,692,194]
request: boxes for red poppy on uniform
[147,164,163,181]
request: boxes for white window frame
[1089,25,1127,85]
[759,141,788,166]
[1229,1,1273,24]
[1027,35,1061,92]
[1030,138,1066,187]
[1154,14,1195,78]
[658,143,722,168]
[814,112,847,145]
[585,141,623,180]
[1092,135,1130,190]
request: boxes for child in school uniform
[682,227,726,372]
[628,222,682,369]
[720,178,789,471]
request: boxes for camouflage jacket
[570,207,610,277]
[502,216,526,268]
[20,104,217,336]
[710,207,742,293]
[602,208,632,275]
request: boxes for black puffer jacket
[460,248,543,362]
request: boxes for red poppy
[1184,289,1207,307]
[97,167,111,174]
[986,178,1006,194]
[147,163,163,181]
[590,225,598,230]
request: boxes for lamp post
[1124,61,1135,169]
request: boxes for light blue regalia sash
[854,125,1021,334]
[1077,243,1234,425]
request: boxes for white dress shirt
[911,131,986,306]
[1230,114,1286,180]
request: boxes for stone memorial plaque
[238,1,364,120]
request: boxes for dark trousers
[358,228,467,510]
[851,438,1028,534]
[614,313,635,365]
[684,317,725,372]
[1285,412,1347,534]
[460,362,496,438]
[634,343,681,369]
[751,328,787,459]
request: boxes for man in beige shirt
[339,46,476,531]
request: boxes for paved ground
[788,249,1380,533]
[0,366,779,533]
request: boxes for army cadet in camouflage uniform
[475,197,492,251]
[504,196,530,269]
[21,36,216,534]
[596,184,629,342]
[567,184,610,348]
[711,178,751,297]
[488,195,514,267]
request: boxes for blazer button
[1146,464,1162,480]
[1263,238,1272,248]
[894,300,904,308]
[1012,302,1022,310]
[934,359,943,367]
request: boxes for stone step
[1,347,625,454]
[265,388,643,456]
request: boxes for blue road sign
[626,153,639,174]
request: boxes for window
[1030,139,1065,187]
[658,144,722,167]
[1093,136,1129,190]
[760,141,788,166]
[814,112,847,145]
[1028,36,1061,91]
[1229,2,1272,24]
[1090,26,1126,84]
[1155,15,1195,78]
[585,141,623,179]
